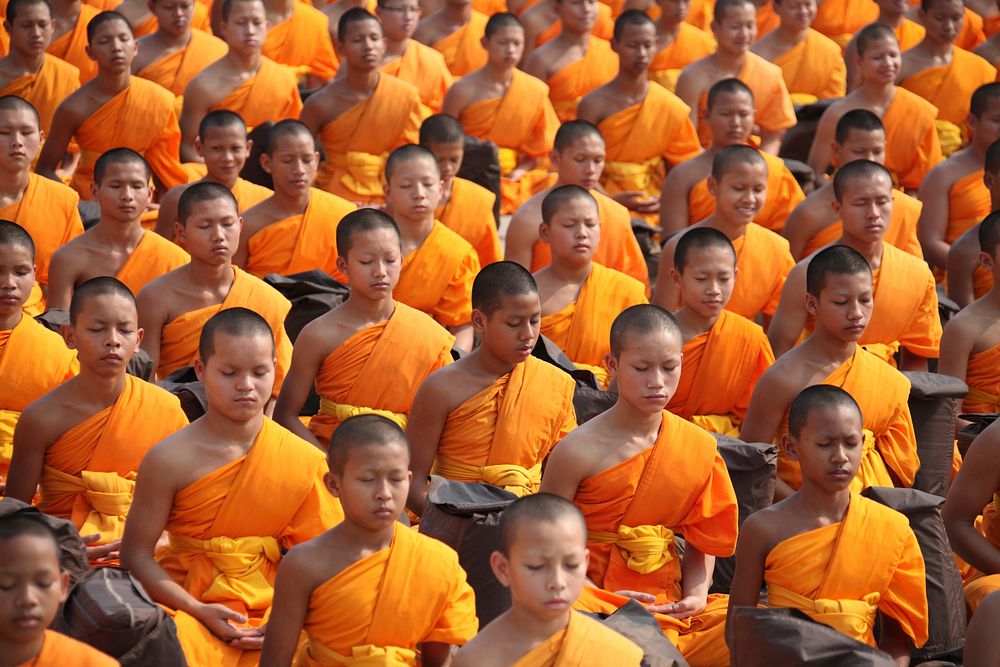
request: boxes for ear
[605,351,618,379]
[804,291,819,317]
[670,267,681,287]
[323,471,342,497]
[829,199,841,216]
[58,569,70,603]
[968,111,978,134]
[133,327,144,351]
[193,356,206,381]
[174,221,185,243]
[831,141,842,164]
[782,433,799,461]
[37,129,45,147]
[90,180,99,200]
[980,251,994,271]
[260,152,272,174]
[549,149,561,169]
[471,307,488,332]
[60,323,76,349]
[194,136,204,157]
[985,171,994,190]
[245,138,254,156]
[538,222,551,244]
[480,35,488,50]
[335,254,348,278]
[490,550,513,588]
[707,175,718,197]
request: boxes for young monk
[6,277,188,562]
[782,109,923,261]
[844,0,926,90]
[300,9,424,208]
[413,0,488,76]
[647,0,716,93]
[261,414,478,666]
[658,78,804,235]
[273,209,454,449]
[113,0,210,38]
[46,0,100,83]
[453,493,644,666]
[234,120,355,281]
[179,0,302,162]
[46,149,188,311]
[541,304,738,667]
[120,308,344,667]
[258,0,338,86]
[442,12,559,214]
[520,0,613,55]
[731,384,929,658]
[676,0,796,154]
[36,11,187,197]
[768,161,941,368]
[808,23,942,193]
[132,0,227,97]
[506,120,649,288]
[654,145,796,323]
[406,262,577,513]
[0,514,118,666]
[947,139,1000,307]
[376,0,454,114]
[576,11,701,224]
[154,110,272,239]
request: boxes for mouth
[545,598,569,609]
[643,393,667,401]
[829,469,852,480]
[375,507,394,518]
[211,245,229,253]
[370,281,390,289]
[102,353,122,363]
[0,294,20,305]
[13,615,41,629]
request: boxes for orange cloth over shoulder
[756,2,779,37]
[49,4,101,82]
[728,222,795,318]
[956,6,986,51]
[395,221,480,328]
[895,18,926,50]
[801,189,923,259]
[208,56,302,129]
[810,0,878,45]
[772,29,847,102]
[432,9,489,76]
[962,341,1000,413]
[437,176,502,268]
[16,630,119,667]
[231,177,273,212]
[945,169,991,245]
[0,54,80,136]
[128,2,211,38]
[136,30,228,96]
[649,23,715,93]
[882,87,943,191]
[900,47,996,130]
[963,494,1000,610]
[116,230,190,297]
[546,37,617,122]
[381,40,454,113]
[511,611,643,666]
[262,2,338,80]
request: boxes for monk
[654,145,796,323]
[113,0,210,38]
[731,384,929,656]
[535,185,647,386]
[668,227,773,436]
[37,11,187,196]
[179,0,301,162]
[376,0,454,113]
[749,0,846,104]
[782,110,923,260]
[300,9,424,208]
[6,276,187,563]
[119,308,342,666]
[413,0,487,76]
[273,209,454,448]
[47,0,100,82]
[321,0,373,42]
[0,0,80,137]
[676,0,796,154]
[577,11,701,224]
[769,161,941,368]
[453,494,644,667]
[541,304,738,666]
[132,0,227,97]
[843,0,926,90]
[0,514,119,666]
[658,78,804,235]
[154,110,272,239]
[946,139,1000,307]
[442,12,559,214]
[262,415,478,666]
[808,23,942,194]
[47,149,189,311]
[259,0,338,85]
[648,0,716,93]
[234,120,355,281]
[521,0,614,55]
[406,262,577,513]
[505,119,650,288]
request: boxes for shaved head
[69,277,135,325]
[788,384,862,438]
[499,493,586,555]
[328,414,409,475]
[609,304,680,357]
[472,261,538,316]
[806,245,872,297]
[199,307,275,361]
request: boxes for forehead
[841,127,885,144]
[342,17,383,36]
[718,3,755,20]
[619,326,681,353]
[271,131,314,152]
[619,22,656,38]
[346,226,399,250]
[710,90,754,111]
[860,36,898,54]
[228,0,265,18]
[203,124,247,141]
[76,292,136,318]
[493,290,540,313]
[803,403,863,432]
[342,439,409,467]
[208,330,273,358]
[841,171,892,194]
[390,155,438,178]
[189,196,238,216]
[720,159,767,180]
[562,134,605,152]
[552,196,598,215]
[488,25,524,40]
[92,17,132,37]
[510,516,586,551]
[100,160,148,179]
[819,270,872,292]
[0,107,38,126]
[13,1,50,17]
[0,241,33,261]
[425,140,464,153]
[0,534,60,564]
[683,244,736,267]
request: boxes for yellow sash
[767,583,880,644]
[602,156,662,192]
[296,640,417,666]
[430,455,541,497]
[691,414,740,437]
[318,397,407,430]
[790,92,819,106]
[967,387,1000,412]
[166,533,281,609]
[329,151,386,198]
[588,524,675,575]
[498,147,519,177]
[39,466,136,543]
[935,119,965,158]
[0,409,18,470]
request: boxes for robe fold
[800,189,923,259]
[431,10,489,77]
[437,176,501,269]
[511,611,643,666]
[882,87,943,192]
[895,19,926,51]
[755,2,779,37]
[231,177,273,213]
[728,222,795,318]
[0,54,80,136]
[772,29,847,103]
[546,37,617,122]
[209,56,302,129]
[810,0,878,45]
[648,22,715,93]
[116,230,190,297]
[262,2,338,81]
[955,6,986,51]
[431,355,576,497]
[394,222,479,328]
[48,4,101,82]
[963,494,1000,610]
[962,341,1000,413]
[381,40,454,113]
[136,30,229,96]
[128,2,212,38]
[946,169,991,246]
[17,630,119,666]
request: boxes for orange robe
[432,10,489,77]
[115,230,190,297]
[964,495,1000,610]
[728,222,795,318]
[765,494,929,649]
[314,74,424,206]
[309,302,454,443]
[962,340,1000,413]
[262,2,338,81]
[810,0,878,45]
[956,6,986,51]
[381,40,454,113]
[48,4,100,83]
[945,169,991,246]
[128,2,212,37]
[394,221,480,328]
[136,30,229,96]
[511,611,643,666]
[987,13,1000,39]
[37,375,188,544]
[0,54,79,136]
[231,177,273,212]
[882,87,943,192]
[756,2,779,37]
[536,2,615,46]
[244,189,355,280]
[685,0,714,31]
[649,23,715,93]
[431,355,577,497]
[297,523,478,665]
[772,29,847,104]
[667,309,773,436]
[16,630,119,667]
[546,37,617,122]
[895,18,926,51]
[208,56,302,130]
[437,176,502,269]
[800,189,923,259]
[69,77,188,197]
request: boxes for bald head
[499,493,587,555]
[788,385,863,438]
[336,208,400,258]
[0,95,39,125]
[711,144,765,181]
[0,220,35,258]
[553,120,603,153]
[832,159,891,202]
[328,414,409,475]
[265,119,315,155]
[806,245,872,297]
[835,109,884,145]
[69,277,135,325]
[855,22,897,55]
[198,307,275,361]
[472,261,538,316]
[675,227,736,273]
[609,304,680,357]
[706,78,753,112]
[385,144,440,182]
[541,184,597,225]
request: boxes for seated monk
[413,0,488,76]
[659,79,804,235]
[731,385,929,657]
[976,7,1000,64]
[654,145,796,323]
[648,0,716,93]
[179,0,301,162]
[442,13,559,214]
[676,0,796,154]
[808,23,942,194]
[6,277,188,563]
[36,11,187,197]
[419,113,502,269]
[321,0,375,42]
[154,110,272,238]
[913,0,987,52]
[750,0,846,104]
[668,228,773,436]
[259,0,338,86]
[273,209,454,449]
[132,0,227,97]
[262,415,479,665]
[535,185,647,386]
[768,161,941,368]
[453,494,643,667]
[120,308,344,667]
[406,262,577,514]
[506,120,649,288]
[521,0,614,57]
[113,0,210,38]
[844,0,926,90]
[541,305,738,667]
[376,0,454,113]
[47,0,100,82]
[301,9,424,208]
[946,139,1000,307]
[234,120,355,281]
[46,149,189,311]
[577,11,701,225]
[742,246,920,501]
[783,110,923,260]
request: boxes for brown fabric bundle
[903,371,968,496]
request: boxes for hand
[612,589,656,604]
[612,190,660,213]
[507,167,527,183]
[648,595,706,619]
[82,534,121,564]
[229,624,265,650]
[194,603,256,643]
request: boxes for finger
[232,635,265,650]
[81,533,102,544]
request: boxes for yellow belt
[39,466,135,543]
[966,387,1000,411]
[318,398,407,430]
[430,455,541,497]
[167,533,281,609]
[0,409,19,468]
[789,92,819,107]
[934,119,965,158]
[767,583,880,644]
[691,414,740,437]
[602,156,662,192]
[497,147,519,177]
[297,640,417,666]
[589,524,675,574]
[328,151,386,197]
[860,341,901,366]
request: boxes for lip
[211,245,229,253]
[573,243,590,251]
[102,353,122,362]
[829,469,852,479]
[0,295,20,304]
[375,507,394,517]
[545,599,569,609]
[370,281,390,290]
[235,396,257,404]
[643,393,667,401]
[289,178,308,187]
[14,616,41,629]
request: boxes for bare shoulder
[18,384,76,445]
[453,617,515,667]
[279,530,340,590]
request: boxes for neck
[806,329,857,363]
[75,368,128,404]
[795,482,852,521]
[506,605,571,646]
[838,234,883,264]
[186,260,233,287]
[384,34,409,56]
[337,519,395,552]
[95,68,131,93]
[345,66,380,91]
[657,18,680,38]
[226,46,261,71]
[877,11,903,27]
[395,214,436,245]
[674,304,718,336]
[613,67,648,92]
[482,60,513,82]
[51,0,79,18]
[266,0,295,19]
[206,171,240,190]
[8,47,46,72]
[0,308,23,331]
[443,3,471,21]
[608,400,663,440]
[712,48,747,70]
[0,635,45,667]
[547,258,592,284]
[340,292,396,321]
[201,408,264,447]
[468,346,518,378]
[152,27,192,48]
[776,22,808,43]
[555,29,589,47]
[704,214,749,239]
[860,78,895,99]
[921,38,952,57]
[94,219,145,245]
[272,186,311,212]
[0,166,30,200]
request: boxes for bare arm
[519,49,548,80]
[943,423,1000,576]
[916,170,952,270]
[44,248,78,311]
[35,103,77,180]
[503,209,540,269]
[765,265,808,357]
[758,128,786,156]
[179,83,211,163]
[658,170,692,235]
[233,218,254,268]
[781,204,820,260]
[258,549,313,667]
[806,109,837,182]
[154,188,183,239]
[419,643,453,667]
[646,542,713,619]
[272,326,327,447]
[136,286,169,379]
[739,370,790,447]
[725,513,769,649]
[877,614,912,666]
[674,69,700,126]
[538,437,587,502]
[441,82,468,119]
[651,238,679,310]
[5,406,51,501]
[946,226,983,309]
[449,324,473,352]
[405,374,452,516]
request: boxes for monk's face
[261,132,318,197]
[221,0,268,54]
[833,172,892,245]
[556,0,598,33]
[875,0,908,18]
[0,242,35,323]
[86,17,136,72]
[425,140,464,184]
[671,245,736,320]
[706,90,754,147]
[919,0,963,44]
[384,156,443,224]
[64,293,143,376]
[985,168,1000,204]
[0,536,68,648]
[473,291,541,364]
[539,197,600,266]
[784,404,863,492]
[197,125,252,183]
[0,108,42,171]
[376,0,420,41]
[483,25,524,68]
[855,37,900,85]
[338,17,386,69]
[773,0,815,31]
[337,227,402,299]
[175,197,242,266]
[613,22,657,75]
[552,134,605,189]
[196,331,276,420]
[712,2,756,54]
[608,328,682,415]
[969,97,1000,148]
[5,0,53,57]
[150,0,196,39]
[658,0,691,25]
[805,271,873,343]
[833,128,886,167]
[325,441,411,531]
[708,159,768,226]
[92,161,151,224]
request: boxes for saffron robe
[882,87,943,192]
[945,169,991,246]
[895,18,926,51]
[436,176,502,269]
[800,189,923,259]
[963,494,1000,610]
[231,177,273,212]
[394,222,480,328]
[810,0,878,45]
[511,611,643,666]
[546,37,617,122]
[16,630,120,666]
[380,40,454,113]
[127,2,211,37]
[962,341,1000,413]
[432,10,489,77]
[262,2,338,81]
[48,4,100,82]
[756,1,779,37]
[648,22,716,93]
[0,54,80,136]
[728,222,795,318]
[208,56,302,130]
[772,29,847,103]
[955,6,986,51]
[115,230,190,297]
[136,30,228,96]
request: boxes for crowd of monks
[5,0,1000,662]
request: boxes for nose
[0,271,16,288]
[831,444,850,465]
[235,372,254,391]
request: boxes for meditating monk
[46,149,189,311]
[413,0,488,76]
[541,304,738,666]
[377,0,454,113]
[132,0,227,97]
[259,0,338,85]
[521,0,613,55]
[453,494,644,667]
[406,261,577,514]
[843,0,926,89]
[322,0,375,42]
[113,0,210,38]
[47,0,100,82]
[261,415,478,666]
[946,139,1000,307]
[120,308,344,667]
[648,0,716,93]
[731,384,929,656]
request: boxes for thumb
[219,606,248,624]
[81,533,101,544]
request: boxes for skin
[376,0,422,64]
[946,163,1000,308]
[0,107,43,219]
[412,0,473,48]
[533,196,602,322]
[670,244,738,344]
[897,0,961,83]
[132,0,197,74]
[964,589,1000,667]
[0,1,55,89]
[750,0,815,63]
[520,0,595,64]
